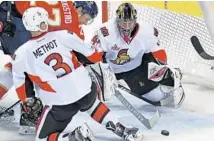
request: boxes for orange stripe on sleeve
[152,49,167,64]
[16,83,27,101]
[48,132,59,141]
[27,74,56,93]
[87,50,103,63]
[91,102,110,123]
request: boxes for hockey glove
[21,97,43,116]
[0,20,16,37]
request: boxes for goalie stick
[114,89,160,129]
[89,63,160,128]
[118,84,173,106]
[191,36,214,60]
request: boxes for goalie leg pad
[147,63,185,107]
[159,67,185,108]
[143,86,168,102]
[86,63,118,102]
[168,86,185,108]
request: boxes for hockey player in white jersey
[91,3,185,108]
[12,7,144,141]
[0,1,99,134]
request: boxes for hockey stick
[118,84,173,106]
[88,63,160,128]
[0,100,21,118]
[191,36,214,60]
[114,89,160,129]
[6,1,12,22]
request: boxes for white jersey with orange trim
[92,19,166,74]
[12,30,102,106]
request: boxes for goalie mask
[116,3,137,43]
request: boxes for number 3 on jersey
[44,53,72,78]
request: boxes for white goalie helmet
[22,7,49,32]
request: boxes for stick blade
[191,36,204,54]
[191,36,214,60]
[144,110,161,129]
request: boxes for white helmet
[22,7,49,32]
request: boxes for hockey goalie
[89,3,185,108]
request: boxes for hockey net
[84,1,214,81]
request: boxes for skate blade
[81,122,96,141]
[19,126,36,135]
[135,135,144,141]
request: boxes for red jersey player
[15,1,87,39]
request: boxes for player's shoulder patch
[91,35,100,45]
[100,26,109,37]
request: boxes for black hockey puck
[161,130,169,136]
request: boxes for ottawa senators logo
[110,49,131,65]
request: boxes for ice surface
[0,78,214,141]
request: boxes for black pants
[115,52,175,96]
[115,61,159,95]
[38,82,97,139]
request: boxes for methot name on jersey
[33,39,57,59]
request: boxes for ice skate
[68,123,95,141]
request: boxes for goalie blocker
[88,60,185,108]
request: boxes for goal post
[102,1,108,23]
[199,1,214,46]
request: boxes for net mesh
[107,2,214,72]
